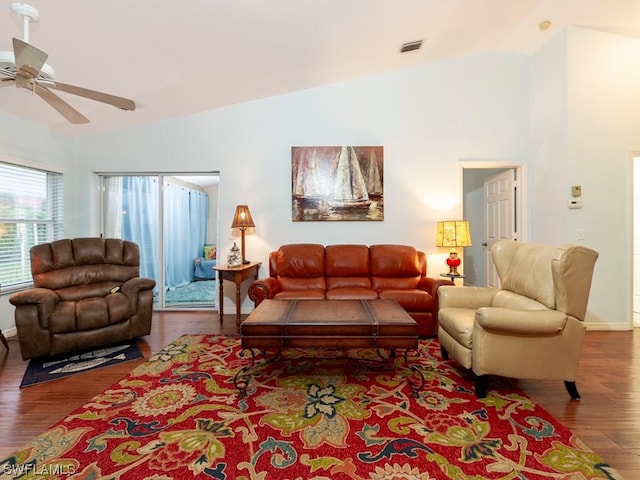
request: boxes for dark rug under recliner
[20,341,143,388]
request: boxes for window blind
[0,161,63,289]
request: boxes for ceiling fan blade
[0,69,15,87]
[34,84,89,124]
[13,38,48,78]
[46,81,136,111]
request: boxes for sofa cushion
[273,290,325,300]
[491,290,549,311]
[499,242,556,309]
[326,287,378,300]
[276,243,326,291]
[370,244,421,290]
[48,293,131,334]
[203,244,217,260]
[56,282,124,302]
[31,238,141,290]
[276,244,325,276]
[326,244,372,291]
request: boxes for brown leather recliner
[248,243,452,337]
[9,238,156,360]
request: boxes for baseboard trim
[1,326,17,338]
[584,321,632,331]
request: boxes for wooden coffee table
[235,299,423,397]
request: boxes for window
[0,160,63,289]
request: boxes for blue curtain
[121,176,209,291]
[122,177,159,282]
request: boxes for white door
[484,169,518,287]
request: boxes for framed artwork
[292,146,384,221]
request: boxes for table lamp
[231,204,255,264]
[435,220,472,276]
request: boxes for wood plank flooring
[0,311,638,478]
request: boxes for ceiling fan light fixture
[0,50,55,79]
[400,40,423,53]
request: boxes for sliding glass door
[100,173,219,310]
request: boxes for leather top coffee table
[241,299,418,350]
[236,299,423,397]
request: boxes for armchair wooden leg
[564,381,581,400]
[475,375,488,398]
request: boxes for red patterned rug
[1,335,622,479]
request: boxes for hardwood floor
[0,311,638,478]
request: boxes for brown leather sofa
[247,243,452,337]
[9,238,156,360]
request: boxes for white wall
[3,28,635,331]
[73,50,530,315]
[531,27,640,330]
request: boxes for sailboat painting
[292,146,384,221]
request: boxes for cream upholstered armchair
[437,240,598,399]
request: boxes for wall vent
[400,40,423,53]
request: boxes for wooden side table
[213,262,262,327]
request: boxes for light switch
[571,186,582,197]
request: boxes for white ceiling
[1,0,640,137]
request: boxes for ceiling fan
[0,3,135,124]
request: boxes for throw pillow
[203,245,217,260]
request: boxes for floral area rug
[1,334,622,479]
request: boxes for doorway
[99,173,219,310]
[461,163,526,287]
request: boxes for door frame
[97,172,220,310]
[632,152,640,327]
[460,161,528,287]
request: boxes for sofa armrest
[248,278,281,306]
[120,277,156,313]
[475,307,568,336]
[438,286,500,309]
[9,287,59,328]
[9,287,58,307]
[121,277,156,294]
[418,276,454,296]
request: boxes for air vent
[400,40,423,53]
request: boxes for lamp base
[446,250,461,276]
[242,260,250,264]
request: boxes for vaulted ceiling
[1,0,640,137]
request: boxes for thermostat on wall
[568,199,583,209]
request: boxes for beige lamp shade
[231,205,255,264]
[435,220,472,248]
[231,205,255,229]
[436,220,472,276]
